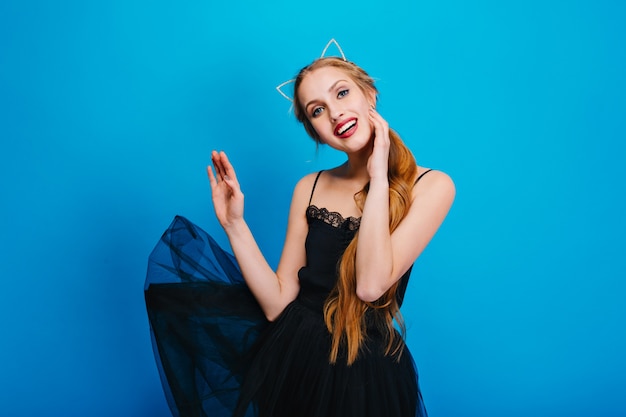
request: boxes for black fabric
[145,201,429,416]
[145,216,267,417]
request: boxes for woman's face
[297,66,375,153]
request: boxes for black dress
[145,171,431,417]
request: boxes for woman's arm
[208,151,312,320]
[357,172,455,302]
[354,108,393,301]
[355,111,455,302]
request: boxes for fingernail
[224,175,230,181]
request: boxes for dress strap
[309,170,324,205]
[310,169,430,203]
[415,168,434,184]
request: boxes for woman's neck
[341,141,373,181]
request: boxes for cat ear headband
[276,38,347,103]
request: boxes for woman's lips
[334,118,358,139]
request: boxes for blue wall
[1,0,624,416]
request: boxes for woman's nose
[329,105,344,122]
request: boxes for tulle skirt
[145,216,427,417]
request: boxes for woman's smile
[334,118,358,138]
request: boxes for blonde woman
[146,45,455,417]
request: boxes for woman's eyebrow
[305,79,349,110]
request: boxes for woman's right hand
[207,150,244,228]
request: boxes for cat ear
[320,38,346,61]
[276,79,295,103]
[276,39,347,104]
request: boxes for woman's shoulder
[290,171,324,204]
[416,165,453,183]
[294,171,323,190]
[413,165,456,200]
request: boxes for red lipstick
[334,118,358,138]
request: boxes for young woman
[145,48,455,417]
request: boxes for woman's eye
[312,107,324,117]
[338,89,349,98]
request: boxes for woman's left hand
[367,107,390,181]
[207,150,245,228]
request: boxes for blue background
[1,0,625,416]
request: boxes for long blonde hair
[293,57,418,365]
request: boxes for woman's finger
[207,165,217,189]
[211,151,226,180]
[369,111,386,141]
[219,151,239,185]
[369,109,390,145]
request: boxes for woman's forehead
[298,67,352,98]
[303,66,348,84]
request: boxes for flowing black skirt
[145,216,427,417]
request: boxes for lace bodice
[306,205,361,231]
